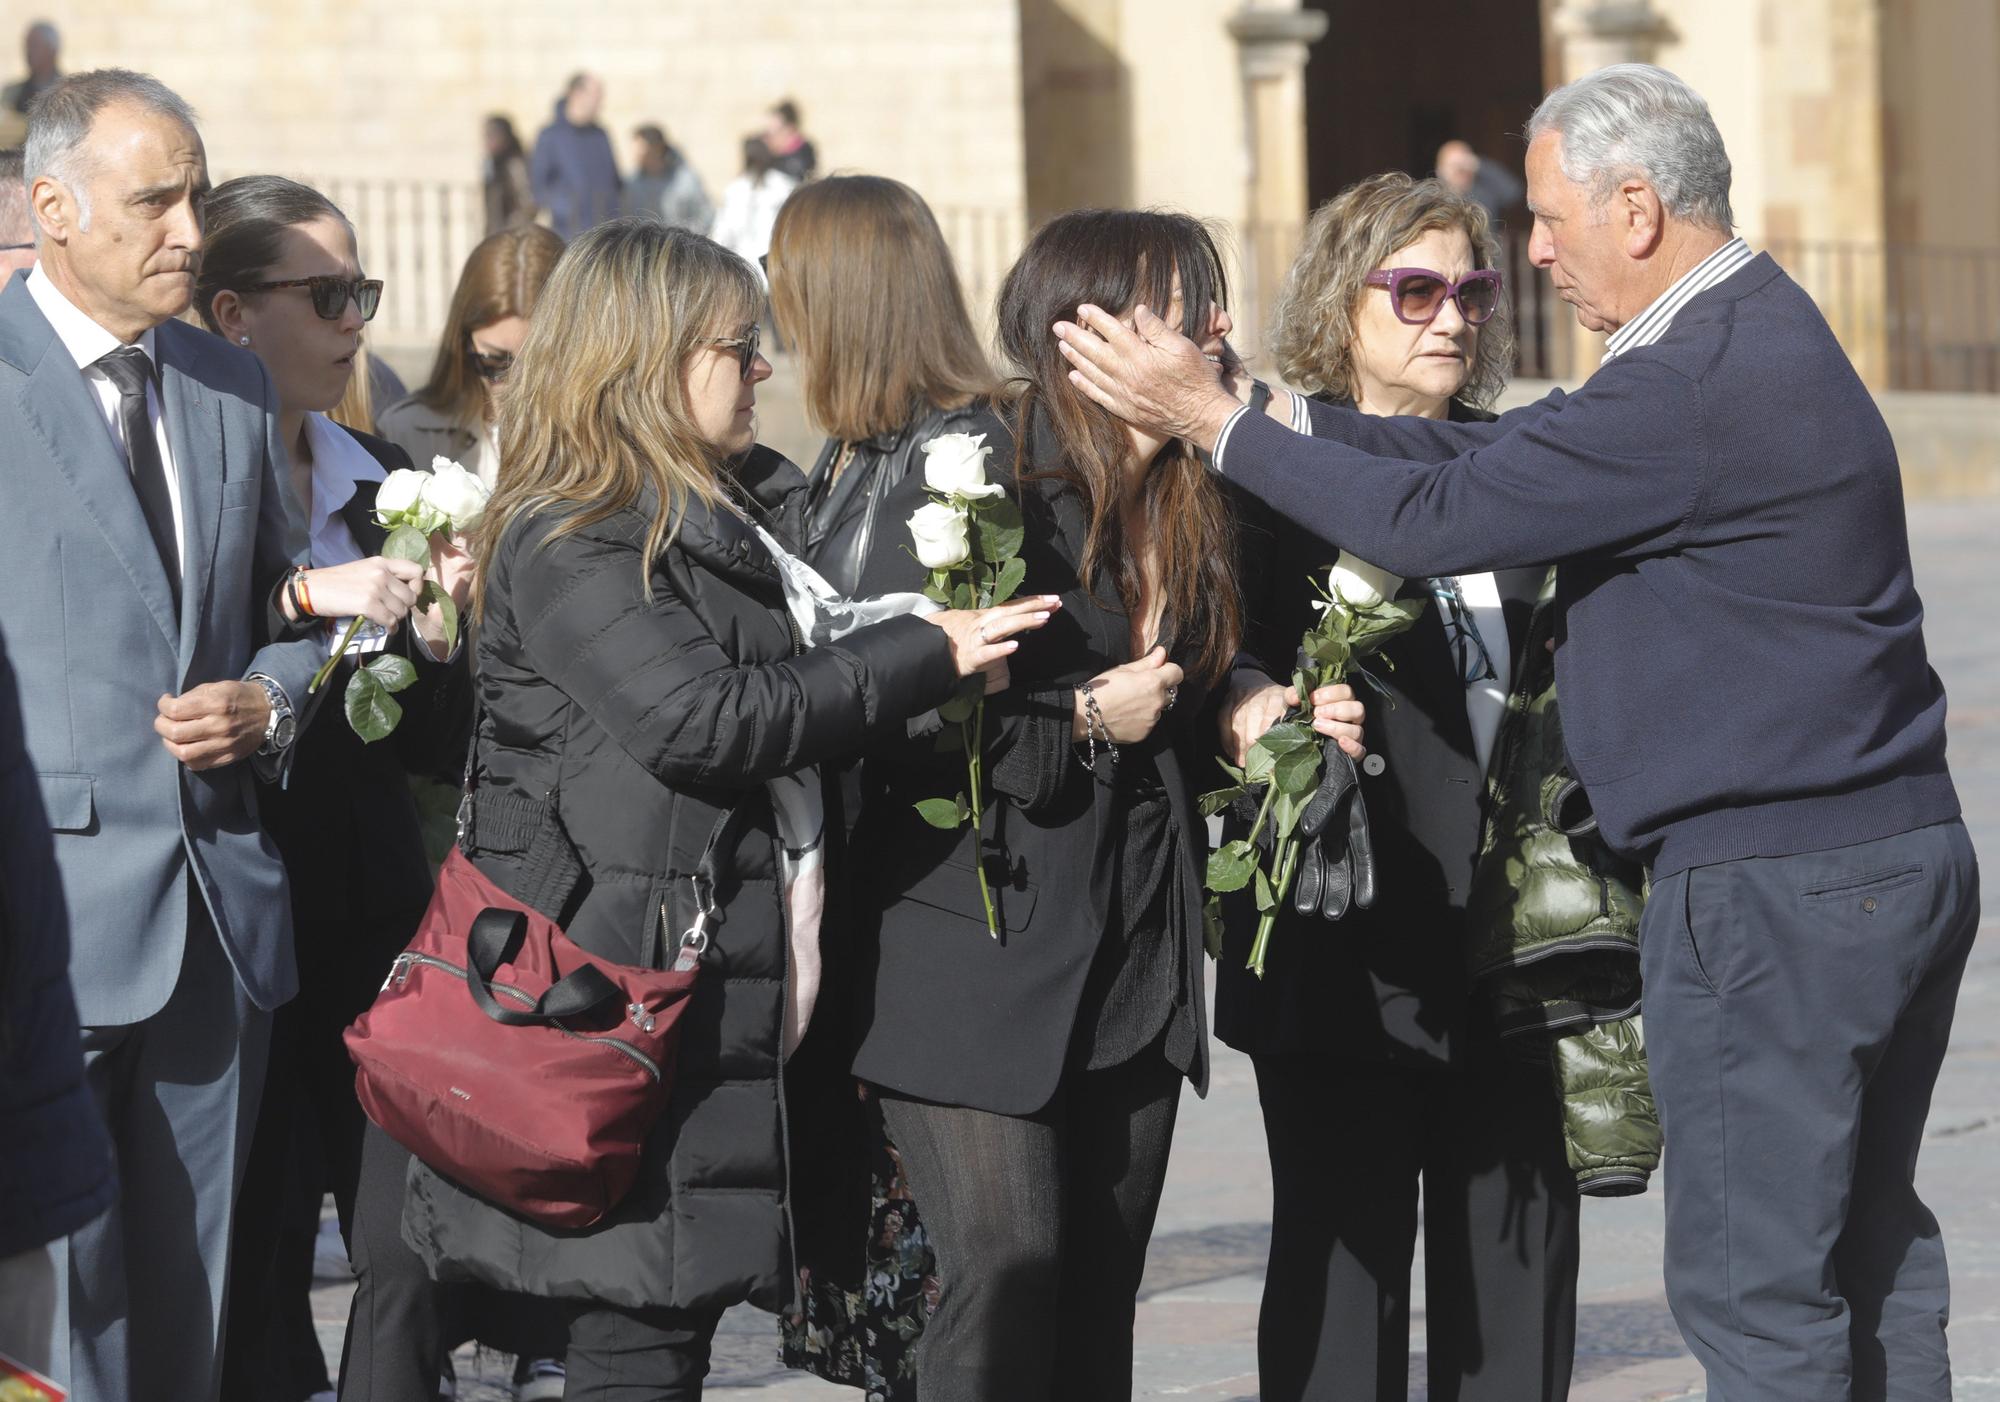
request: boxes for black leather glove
[1291,741,1378,921]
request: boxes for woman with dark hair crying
[845,210,1364,1401]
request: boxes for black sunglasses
[244,275,383,322]
[702,323,761,381]
[467,341,514,383]
[0,241,33,252]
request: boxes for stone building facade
[8,0,1994,389]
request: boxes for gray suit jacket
[0,272,320,1026]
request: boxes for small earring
[239,336,250,346]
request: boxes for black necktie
[96,345,181,613]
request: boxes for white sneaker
[513,1356,566,1401]
[312,1217,354,1283]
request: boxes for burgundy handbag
[345,799,737,1229]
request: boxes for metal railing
[1766,238,2000,394]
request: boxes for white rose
[1327,552,1402,610]
[920,432,1002,501]
[908,501,972,571]
[374,468,428,522]
[420,458,492,532]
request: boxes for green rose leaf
[363,652,418,693]
[1202,893,1226,960]
[970,495,1024,562]
[1272,743,1323,796]
[1214,756,1246,785]
[344,667,404,743]
[938,692,977,725]
[421,580,460,654]
[989,556,1028,606]
[1253,866,1277,912]
[914,797,965,830]
[381,523,432,565]
[1205,838,1260,893]
[1197,784,1244,818]
[950,580,975,611]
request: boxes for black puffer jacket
[400,447,958,1313]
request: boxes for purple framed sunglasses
[1364,267,1504,326]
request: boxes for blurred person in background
[482,114,536,237]
[403,215,1051,1400]
[376,223,565,489]
[0,21,60,145]
[1435,139,1524,231]
[1213,171,1598,1402]
[531,72,619,239]
[711,136,796,285]
[763,172,1002,1398]
[763,98,816,183]
[624,123,713,234]
[192,173,473,1402]
[0,147,37,275]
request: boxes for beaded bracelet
[1076,679,1118,773]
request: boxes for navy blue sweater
[1221,253,1957,875]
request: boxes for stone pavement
[313,499,2000,1398]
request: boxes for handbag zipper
[385,951,663,1082]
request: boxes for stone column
[1226,4,1328,356]
[1551,1,1673,379]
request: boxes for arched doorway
[1298,0,1557,373]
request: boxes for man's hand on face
[155,682,270,771]
[1052,304,1244,453]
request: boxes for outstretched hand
[1052,304,1243,452]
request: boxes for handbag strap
[462,907,624,1028]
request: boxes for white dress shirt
[27,263,186,558]
[1451,572,1512,776]
[301,413,391,659]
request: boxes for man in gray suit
[1,69,321,1400]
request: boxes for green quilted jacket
[1464,570,1661,1197]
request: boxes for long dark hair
[192,175,347,332]
[415,223,566,427]
[995,209,1241,684]
[485,113,525,163]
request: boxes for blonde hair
[1271,172,1514,410]
[766,174,995,443]
[329,341,376,433]
[471,218,762,616]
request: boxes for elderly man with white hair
[1055,63,1977,1402]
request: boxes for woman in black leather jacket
[766,174,1002,597]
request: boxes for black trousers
[1643,819,1979,1402]
[876,1050,1184,1402]
[1251,1036,1579,1402]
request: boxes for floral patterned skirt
[780,1110,939,1401]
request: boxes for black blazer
[1212,400,1542,1068]
[258,427,470,1014]
[847,430,1215,1117]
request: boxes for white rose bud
[920,432,1002,501]
[908,501,972,571]
[419,458,492,533]
[374,468,428,522]
[1327,552,1402,610]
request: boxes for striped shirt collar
[1602,236,1755,361]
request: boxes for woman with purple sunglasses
[1210,171,1624,1402]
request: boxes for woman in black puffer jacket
[396,218,1055,1400]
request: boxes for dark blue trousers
[1642,819,1979,1401]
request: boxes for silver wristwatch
[248,674,297,755]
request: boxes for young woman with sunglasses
[375,222,565,488]
[191,174,478,1402]
[1212,171,1581,1402]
